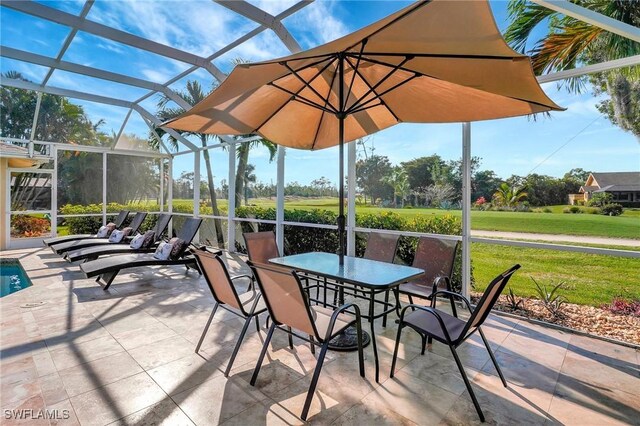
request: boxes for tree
[356,154,393,204]
[154,80,225,246]
[234,137,277,208]
[563,168,591,184]
[243,163,256,205]
[472,170,501,201]
[401,155,447,191]
[505,0,640,138]
[492,182,528,208]
[382,167,410,208]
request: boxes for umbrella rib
[310,59,340,151]
[354,52,521,61]
[282,61,339,114]
[350,73,419,114]
[253,58,338,133]
[344,54,412,113]
[346,40,367,102]
[269,82,336,114]
[343,55,400,122]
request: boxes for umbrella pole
[338,53,345,266]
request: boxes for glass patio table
[269,251,424,382]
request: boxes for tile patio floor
[1,247,638,425]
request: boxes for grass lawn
[471,242,640,306]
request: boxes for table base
[328,325,371,352]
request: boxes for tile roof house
[569,172,640,206]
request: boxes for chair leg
[250,322,276,386]
[101,270,119,291]
[421,334,427,355]
[195,303,218,353]
[309,335,315,355]
[287,327,294,349]
[449,345,485,423]
[408,295,415,311]
[390,323,404,378]
[301,340,330,421]
[254,315,260,332]
[382,290,390,328]
[479,327,507,388]
[224,315,253,377]
[356,319,365,378]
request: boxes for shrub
[569,206,582,214]
[602,298,640,317]
[562,207,571,214]
[11,215,50,237]
[543,207,553,213]
[505,286,523,310]
[60,203,162,234]
[601,203,623,216]
[587,192,613,208]
[532,277,568,317]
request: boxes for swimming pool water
[0,259,33,297]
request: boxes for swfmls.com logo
[4,409,71,420]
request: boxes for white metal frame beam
[1,0,227,81]
[214,0,302,53]
[538,54,640,83]
[531,0,640,43]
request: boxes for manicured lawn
[471,242,640,306]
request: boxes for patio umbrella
[164,0,563,264]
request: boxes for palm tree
[505,0,640,136]
[243,163,257,205]
[382,167,409,208]
[492,182,528,208]
[154,80,225,246]
[234,137,277,208]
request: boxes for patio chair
[363,231,400,263]
[193,249,266,376]
[360,231,399,323]
[390,264,521,423]
[393,237,459,326]
[43,210,130,246]
[79,217,203,290]
[51,212,148,255]
[248,261,365,421]
[64,213,173,262]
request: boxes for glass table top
[269,252,424,288]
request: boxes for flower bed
[473,292,640,345]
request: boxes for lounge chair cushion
[105,223,117,236]
[122,227,134,237]
[169,237,187,259]
[96,226,109,238]
[153,241,172,260]
[141,230,156,248]
[109,230,126,243]
[130,234,145,249]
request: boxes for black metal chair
[248,261,365,421]
[193,249,266,377]
[390,264,521,423]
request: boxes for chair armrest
[230,274,253,281]
[399,304,453,343]
[431,290,472,311]
[324,303,362,342]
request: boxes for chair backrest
[363,232,400,263]
[174,217,203,256]
[193,250,245,313]
[129,212,148,233]
[114,210,130,228]
[152,213,173,240]
[249,261,318,338]
[244,231,280,263]
[463,264,521,338]
[411,237,459,288]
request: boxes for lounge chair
[51,212,148,255]
[390,264,521,423]
[43,210,129,246]
[64,213,172,263]
[80,217,203,290]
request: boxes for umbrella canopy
[164,0,563,149]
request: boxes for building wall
[0,158,7,250]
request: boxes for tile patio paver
[0,247,638,425]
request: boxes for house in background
[569,172,640,206]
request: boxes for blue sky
[1,0,638,186]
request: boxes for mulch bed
[471,292,640,346]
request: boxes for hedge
[60,203,473,291]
